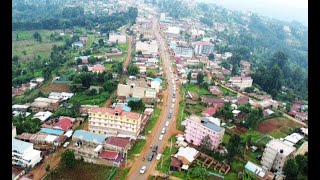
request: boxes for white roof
[61,92,74,97]
[245,161,266,178]
[94,145,103,152]
[64,130,73,138]
[22,149,42,161]
[232,110,241,114]
[32,111,53,122]
[177,137,184,141]
[206,117,221,126]
[301,128,308,135]
[266,139,296,156]
[174,147,198,163]
[13,111,31,117]
[181,165,189,170]
[45,135,58,143]
[12,104,30,109]
[284,133,304,144]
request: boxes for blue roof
[40,128,65,135]
[120,104,131,112]
[73,130,107,144]
[203,122,224,132]
[152,78,163,83]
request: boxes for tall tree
[187,166,209,180]
[208,53,214,61]
[197,72,204,84]
[61,149,76,168]
[187,72,191,83]
[199,135,213,153]
[283,158,299,179]
[127,64,139,76]
[226,134,242,162]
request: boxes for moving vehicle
[171,103,174,108]
[161,128,166,134]
[165,121,169,127]
[172,98,175,103]
[156,153,162,160]
[140,166,147,174]
[168,113,171,119]
[152,145,158,152]
[159,134,164,140]
[148,152,155,161]
[63,142,70,148]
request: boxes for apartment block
[228,76,253,90]
[194,41,215,55]
[12,139,42,168]
[117,83,157,99]
[174,46,193,58]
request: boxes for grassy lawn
[70,92,109,106]
[143,108,161,134]
[177,85,188,131]
[223,133,231,144]
[117,41,129,52]
[185,83,211,96]
[240,130,264,143]
[104,63,113,70]
[156,136,178,174]
[147,69,159,74]
[186,103,207,116]
[45,160,119,180]
[128,139,146,160]
[268,129,288,139]
[225,160,246,180]
[118,168,131,180]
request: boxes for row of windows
[89,121,137,127]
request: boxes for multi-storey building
[12,139,42,168]
[117,83,157,99]
[185,115,225,149]
[174,46,193,58]
[194,41,215,55]
[88,106,142,138]
[261,139,296,171]
[30,97,60,112]
[228,76,253,90]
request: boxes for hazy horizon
[197,0,308,27]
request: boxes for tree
[82,65,88,72]
[208,53,214,61]
[137,51,142,56]
[45,164,50,172]
[112,62,123,74]
[127,64,139,76]
[88,56,96,64]
[283,158,299,179]
[61,149,76,168]
[197,72,204,84]
[139,33,144,41]
[200,82,209,89]
[187,166,209,180]
[33,32,42,42]
[232,64,240,76]
[12,55,19,63]
[199,135,213,153]
[98,39,104,46]
[218,102,234,120]
[244,86,255,93]
[226,134,242,162]
[187,72,191,83]
[220,61,231,70]
[128,99,145,111]
[104,72,113,81]
[72,100,81,115]
[295,154,308,175]
[103,80,117,93]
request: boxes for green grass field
[70,92,109,106]
[143,108,161,134]
[185,83,212,96]
[128,139,146,160]
[156,136,178,173]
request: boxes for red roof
[53,118,72,131]
[89,107,141,120]
[99,150,118,160]
[170,157,182,168]
[202,107,218,117]
[201,97,225,107]
[117,96,126,101]
[115,105,123,113]
[92,65,105,71]
[195,41,214,46]
[105,137,131,149]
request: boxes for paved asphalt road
[128,17,178,179]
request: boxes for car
[148,152,155,161]
[171,103,174,108]
[156,153,162,160]
[159,134,164,140]
[172,94,175,98]
[140,166,147,174]
[172,98,175,103]
[169,109,173,113]
[63,142,70,148]
[161,128,166,134]
[152,145,158,152]
[165,121,169,127]
[168,113,171,119]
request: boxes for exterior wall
[12,146,42,168]
[174,47,193,58]
[117,84,156,98]
[88,112,142,137]
[194,44,214,55]
[229,79,253,90]
[103,144,130,153]
[184,119,224,149]
[12,127,17,138]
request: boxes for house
[79,36,89,43]
[236,96,249,105]
[90,64,105,73]
[109,32,126,43]
[263,109,274,117]
[194,41,214,55]
[174,146,199,166]
[40,128,65,136]
[53,118,73,132]
[261,139,296,171]
[170,157,183,171]
[208,86,223,96]
[201,107,218,117]
[12,105,30,112]
[104,137,132,152]
[98,150,124,167]
[201,96,225,107]
[53,135,68,146]
[151,78,163,93]
[72,130,107,146]
[284,133,304,145]
[30,98,60,112]
[32,111,53,122]
[185,115,225,149]
[245,161,274,180]
[228,77,253,90]
[49,92,74,101]
[187,91,199,101]
[88,106,142,138]
[186,59,200,66]
[12,139,42,168]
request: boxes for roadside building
[228,77,253,90]
[194,41,214,55]
[12,139,42,168]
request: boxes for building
[136,40,158,55]
[109,32,126,43]
[53,118,73,132]
[90,64,106,73]
[201,96,225,107]
[117,83,157,99]
[104,137,132,152]
[209,86,223,96]
[48,92,74,101]
[201,107,218,117]
[185,115,225,149]
[12,139,42,168]
[174,146,199,166]
[228,77,253,90]
[32,111,53,122]
[167,26,180,34]
[12,105,30,112]
[194,41,214,55]
[174,46,193,58]
[186,59,200,66]
[88,106,142,138]
[30,98,60,112]
[12,124,17,138]
[261,139,296,171]
[151,78,163,93]
[245,161,274,180]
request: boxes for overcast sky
[197,0,308,27]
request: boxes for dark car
[148,152,155,161]
[152,145,158,152]
[168,113,172,119]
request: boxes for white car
[171,103,174,108]
[165,121,169,127]
[172,98,175,103]
[161,128,166,134]
[140,166,147,174]
[156,153,162,160]
[63,142,70,148]
[159,134,164,140]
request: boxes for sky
[197,0,308,27]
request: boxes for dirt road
[103,25,133,107]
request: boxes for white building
[190,28,205,36]
[32,111,53,122]
[12,139,42,168]
[109,32,126,43]
[167,26,180,34]
[174,46,193,58]
[228,77,253,90]
[136,40,159,55]
[194,41,215,55]
[117,84,157,99]
[261,139,296,171]
[186,59,200,66]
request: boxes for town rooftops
[152,77,163,83]
[245,161,267,178]
[202,107,218,117]
[194,41,214,46]
[171,157,182,168]
[229,77,252,81]
[34,97,59,104]
[174,146,199,164]
[89,107,141,120]
[12,104,30,109]
[73,130,107,144]
[40,128,65,136]
[99,150,118,159]
[53,118,73,131]
[32,111,53,122]
[105,137,131,149]
[284,133,304,144]
[12,138,33,154]
[266,139,296,156]
[92,64,105,71]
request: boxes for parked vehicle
[172,98,175,103]
[168,113,171,119]
[161,128,166,134]
[148,152,155,161]
[152,145,158,152]
[165,121,169,127]
[159,134,164,140]
[171,103,174,108]
[63,142,70,148]
[156,153,162,160]
[140,166,147,174]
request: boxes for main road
[126,16,179,179]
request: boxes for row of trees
[283,153,308,179]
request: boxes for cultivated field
[40,83,71,93]
[256,117,303,134]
